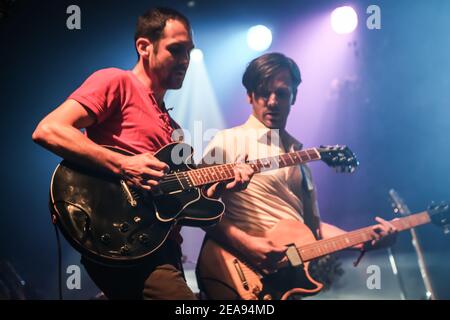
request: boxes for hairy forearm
[32,122,125,175]
[204,218,251,252]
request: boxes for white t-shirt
[202,114,320,234]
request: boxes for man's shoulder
[89,67,129,80]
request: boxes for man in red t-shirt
[32,7,253,300]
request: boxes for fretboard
[183,148,321,188]
[297,211,431,262]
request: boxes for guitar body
[196,220,324,300]
[50,143,224,265]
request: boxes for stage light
[247,25,272,51]
[190,48,203,62]
[331,6,358,34]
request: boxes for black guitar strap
[299,164,322,240]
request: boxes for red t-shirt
[69,67,181,154]
[68,67,183,243]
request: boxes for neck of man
[132,62,166,107]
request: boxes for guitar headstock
[318,145,359,173]
[428,202,450,233]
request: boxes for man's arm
[205,217,286,271]
[32,99,168,190]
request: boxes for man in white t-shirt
[199,53,397,295]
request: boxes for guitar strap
[299,164,322,240]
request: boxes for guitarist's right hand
[118,153,169,191]
[242,236,287,272]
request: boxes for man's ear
[291,91,298,105]
[247,92,254,104]
[135,37,152,59]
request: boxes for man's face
[250,69,296,130]
[149,19,194,90]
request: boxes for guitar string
[158,152,313,185]
[157,147,350,186]
[156,148,329,191]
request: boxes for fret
[307,148,320,160]
[208,167,218,181]
[172,147,326,188]
[225,164,234,178]
[197,169,206,185]
[213,166,224,180]
[299,151,310,162]
[279,155,287,166]
[286,153,296,165]
[219,165,229,179]
[223,165,234,179]
[188,171,198,187]
[202,167,213,182]
[290,153,299,163]
[280,154,289,167]
[186,171,197,186]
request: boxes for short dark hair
[242,52,302,99]
[134,7,191,54]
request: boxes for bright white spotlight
[331,6,358,34]
[190,48,203,62]
[247,25,272,51]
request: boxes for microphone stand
[388,189,437,300]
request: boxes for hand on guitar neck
[119,151,254,198]
[204,157,255,199]
[243,216,398,271]
[321,217,398,252]
[363,216,398,250]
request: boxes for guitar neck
[298,211,431,262]
[187,148,321,187]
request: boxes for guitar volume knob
[119,222,129,233]
[133,216,142,224]
[139,233,149,244]
[120,245,130,254]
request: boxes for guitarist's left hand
[364,217,398,251]
[205,156,254,199]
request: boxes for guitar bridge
[233,259,249,291]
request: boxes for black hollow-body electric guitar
[50,142,358,264]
